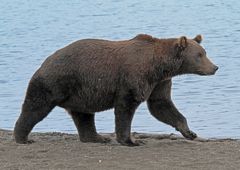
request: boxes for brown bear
[14,34,218,146]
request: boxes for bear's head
[176,35,218,76]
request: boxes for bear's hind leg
[69,111,111,143]
[14,82,55,144]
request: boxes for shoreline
[1,129,240,170]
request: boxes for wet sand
[0,129,240,170]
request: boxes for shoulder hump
[133,34,156,42]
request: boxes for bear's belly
[59,91,115,113]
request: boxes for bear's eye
[198,53,202,58]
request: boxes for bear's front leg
[114,95,141,146]
[147,99,197,140]
[147,79,197,140]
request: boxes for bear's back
[38,36,155,77]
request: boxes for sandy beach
[0,129,240,170]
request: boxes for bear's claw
[181,130,197,140]
[117,138,145,146]
[15,139,35,144]
[80,135,111,143]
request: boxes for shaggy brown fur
[14,34,218,146]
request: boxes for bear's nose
[214,66,218,71]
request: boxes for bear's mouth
[197,71,216,76]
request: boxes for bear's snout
[197,64,218,76]
[214,65,219,72]
[204,65,218,75]
[211,65,218,75]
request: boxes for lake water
[1,0,240,138]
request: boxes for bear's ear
[175,36,188,58]
[176,36,188,50]
[193,34,202,43]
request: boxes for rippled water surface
[1,0,240,138]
